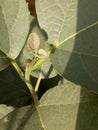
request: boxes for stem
[10,58,39,105]
[11,59,34,94]
[35,69,42,92]
[29,48,52,72]
[11,59,24,80]
[25,66,34,94]
[10,45,55,106]
[33,91,39,106]
[25,66,39,105]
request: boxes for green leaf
[0,0,30,70]
[0,105,43,130]
[18,18,57,79]
[1,81,98,130]
[36,0,78,44]
[0,105,14,119]
[0,65,32,107]
[36,0,98,92]
[39,83,98,130]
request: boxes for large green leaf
[0,105,43,130]
[0,105,14,119]
[36,0,98,92]
[39,83,98,130]
[0,81,98,130]
[0,0,30,70]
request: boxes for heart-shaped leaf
[0,0,30,70]
[0,105,14,119]
[36,0,98,92]
[0,81,98,130]
[0,105,43,130]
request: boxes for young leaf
[27,31,40,53]
[18,18,57,79]
[38,49,47,58]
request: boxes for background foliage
[0,0,98,129]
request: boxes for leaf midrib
[57,49,98,58]
[55,21,98,48]
[56,0,74,43]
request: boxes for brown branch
[26,0,36,16]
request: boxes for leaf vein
[56,21,98,48]
[56,0,74,43]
